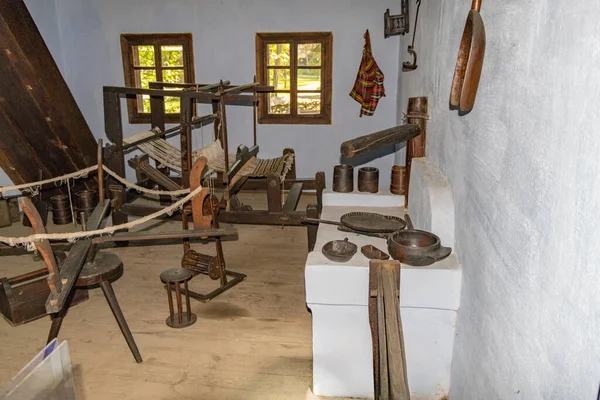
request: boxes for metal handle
[404,214,414,230]
[471,0,482,12]
[301,217,343,226]
[402,46,418,71]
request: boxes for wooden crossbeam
[193,81,229,91]
[221,82,259,94]
[153,81,274,93]
[91,227,238,244]
[103,86,259,105]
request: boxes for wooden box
[0,268,88,326]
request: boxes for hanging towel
[349,29,386,117]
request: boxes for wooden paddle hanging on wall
[450,0,486,113]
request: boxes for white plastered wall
[396,1,600,398]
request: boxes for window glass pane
[161,45,184,67]
[138,97,151,113]
[133,45,155,67]
[163,69,185,84]
[297,69,321,91]
[165,97,180,113]
[135,69,156,89]
[268,69,291,90]
[268,93,290,114]
[134,69,156,113]
[297,43,321,66]
[298,93,321,115]
[160,69,183,113]
[267,43,290,66]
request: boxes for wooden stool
[160,268,196,328]
[47,252,143,363]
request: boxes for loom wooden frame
[102,83,325,249]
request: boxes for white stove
[305,158,461,399]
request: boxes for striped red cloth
[349,29,385,117]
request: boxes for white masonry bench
[305,159,462,399]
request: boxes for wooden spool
[181,249,221,280]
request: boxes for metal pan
[340,212,405,233]
[387,214,451,266]
[303,212,406,234]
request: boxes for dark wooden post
[306,203,319,251]
[149,82,170,206]
[315,171,326,212]
[103,90,128,225]
[179,96,193,187]
[218,82,230,187]
[266,173,283,213]
[405,96,428,206]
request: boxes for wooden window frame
[120,33,195,124]
[256,32,332,125]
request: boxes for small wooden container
[333,164,354,193]
[390,165,407,195]
[51,194,73,225]
[108,184,124,210]
[358,167,379,193]
[75,190,98,224]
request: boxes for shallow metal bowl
[388,230,439,256]
[322,238,357,263]
[387,229,451,266]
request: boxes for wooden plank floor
[0,192,352,399]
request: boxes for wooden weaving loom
[103,81,325,250]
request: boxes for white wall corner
[407,157,455,249]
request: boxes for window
[256,32,332,124]
[120,33,194,123]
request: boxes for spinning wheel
[179,156,247,302]
[20,196,142,363]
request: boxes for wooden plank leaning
[369,259,410,400]
[45,200,111,314]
